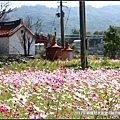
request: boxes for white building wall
[9,27,35,56]
[9,33,23,55]
[0,37,9,55]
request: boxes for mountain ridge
[7,4,120,35]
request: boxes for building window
[21,30,24,34]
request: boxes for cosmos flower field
[0,66,120,119]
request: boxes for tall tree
[33,19,43,34]
[0,1,16,22]
[103,25,120,59]
[24,16,43,34]
[24,16,33,30]
[18,16,43,57]
[19,29,34,57]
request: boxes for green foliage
[100,57,111,66]
[86,31,92,35]
[57,38,61,46]
[0,57,120,72]
[103,25,120,59]
[93,31,104,35]
[65,29,80,44]
[88,56,120,70]
[35,50,46,59]
[71,29,80,34]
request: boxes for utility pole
[54,27,56,36]
[79,1,87,69]
[60,0,64,48]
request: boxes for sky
[5,1,120,9]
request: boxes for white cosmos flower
[17,94,27,103]
[62,95,66,99]
[7,97,19,103]
[38,89,42,92]
[112,80,118,85]
[33,105,44,113]
[48,88,52,92]
[50,112,54,115]
[74,96,81,101]
[68,95,72,98]
[0,85,4,88]
[75,92,81,97]
[40,113,48,118]
[40,103,43,106]
[9,85,15,89]
[5,98,14,102]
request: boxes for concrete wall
[0,37,9,55]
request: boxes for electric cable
[50,6,59,33]
[64,7,71,30]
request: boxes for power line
[65,7,71,30]
[50,6,59,33]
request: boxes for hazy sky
[6,1,120,8]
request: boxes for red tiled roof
[0,19,22,37]
[36,39,50,43]
[8,24,35,38]
[0,19,50,44]
[0,26,16,37]
[0,24,35,38]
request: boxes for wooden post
[60,0,64,48]
[79,1,86,69]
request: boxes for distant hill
[7,4,120,35]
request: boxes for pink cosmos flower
[0,90,2,95]
[115,104,120,109]
[12,113,19,117]
[27,107,34,113]
[3,112,10,117]
[116,89,120,94]
[55,113,60,117]
[34,83,39,86]
[0,104,10,113]
[91,93,96,97]
[30,113,41,119]
[24,103,30,107]
[104,91,107,95]
[33,87,37,92]
[65,113,70,118]
[5,88,10,93]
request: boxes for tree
[24,16,43,33]
[33,19,43,34]
[93,31,104,35]
[71,29,80,34]
[65,29,80,44]
[0,1,16,22]
[18,16,43,57]
[24,16,33,30]
[86,31,91,36]
[103,25,120,59]
[19,29,34,57]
